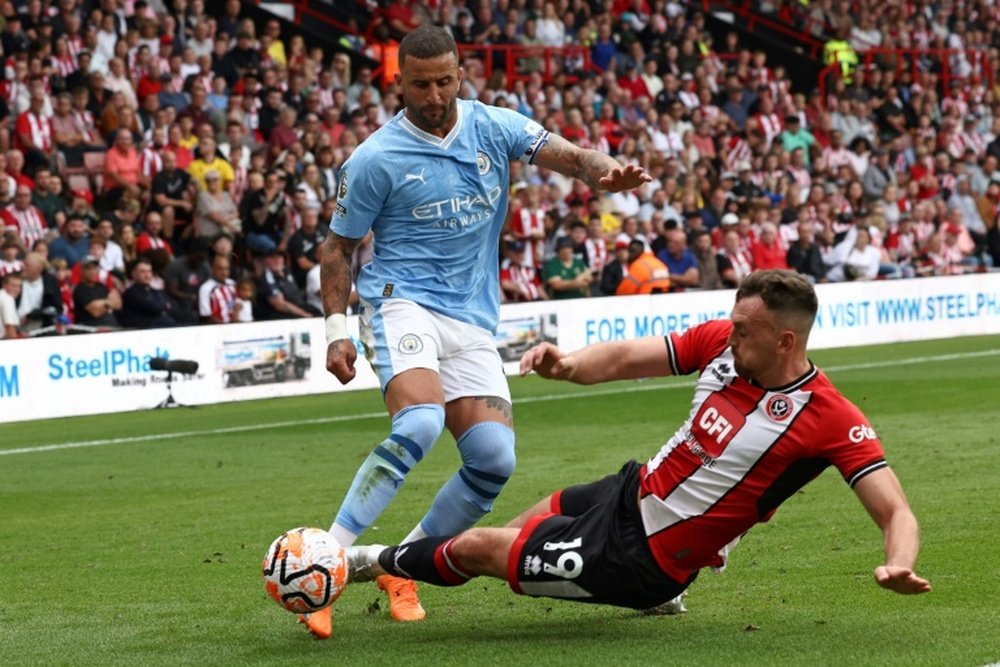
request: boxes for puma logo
[404,168,426,185]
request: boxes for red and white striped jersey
[15,111,52,152]
[198,277,237,322]
[2,204,48,249]
[724,136,752,168]
[754,112,783,150]
[139,147,163,179]
[638,320,886,583]
[499,258,544,302]
[584,237,608,274]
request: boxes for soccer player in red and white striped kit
[342,270,931,609]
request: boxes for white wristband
[325,314,349,345]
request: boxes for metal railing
[700,0,826,59]
[818,48,996,107]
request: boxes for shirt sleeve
[665,319,732,376]
[482,104,550,164]
[808,393,888,487]
[331,147,386,239]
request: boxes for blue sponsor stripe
[388,433,424,463]
[374,445,410,475]
[459,468,500,500]
[465,464,509,486]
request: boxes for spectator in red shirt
[750,222,790,270]
[104,130,146,204]
[136,210,173,256]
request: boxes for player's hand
[519,342,576,380]
[874,565,931,595]
[599,164,653,192]
[326,338,358,384]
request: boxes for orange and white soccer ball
[262,527,348,613]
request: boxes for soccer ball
[262,527,348,614]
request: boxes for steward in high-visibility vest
[616,240,672,295]
[823,28,858,83]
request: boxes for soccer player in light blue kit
[306,26,651,638]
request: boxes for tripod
[155,370,191,409]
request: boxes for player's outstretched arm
[533,134,652,192]
[853,468,931,595]
[320,233,362,384]
[519,337,673,385]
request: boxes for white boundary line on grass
[3,348,998,458]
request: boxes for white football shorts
[359,298,510,402]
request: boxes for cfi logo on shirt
[338,170,348,200]
[476,151,492,176]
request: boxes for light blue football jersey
[332,99,549,333]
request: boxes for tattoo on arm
[537,134,621,191]
[319,233,361,317]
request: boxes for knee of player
[458,422,517,480]
[389,403,446,460]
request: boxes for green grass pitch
[2,334,999,666]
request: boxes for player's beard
[409,97,457,132]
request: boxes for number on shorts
[542,536,583,579]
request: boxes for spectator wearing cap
[779,115,816,167]
[255,249,317,320]
[119,257,183,329]
[543,236,591,300]
[500,240,546,303]
[656,228,699,289]
[193,169,240,243]
[69,236,118,290]
[73,254,121,327]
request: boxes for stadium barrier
[1,274,998,423]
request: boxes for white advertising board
[1,274,998,423]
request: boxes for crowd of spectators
[1,0,998,340]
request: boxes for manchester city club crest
[398,334,423,354]
[338,171,348,200]
[477,151,492,175]
[765,394,793,422]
